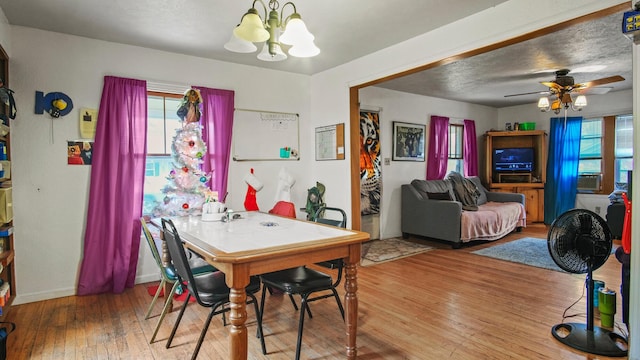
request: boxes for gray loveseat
[401,176,526,248]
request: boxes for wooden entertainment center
[484,130,547,223]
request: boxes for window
[614,114,633,184]
[447,124,463,174]
[577,114,633,193]
[143,92,183,216]
[578,118,602,175]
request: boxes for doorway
[347,4,627,232]
[359,109,381,240]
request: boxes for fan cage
[547,209,612,273]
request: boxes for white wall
[629,34,640,360]
[308,0,627,222]
[8,26,313,304]
[0,0,629,306]
[0,7,9,56]
[359,86,498,238]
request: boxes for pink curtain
[194,87,235,200]
[426,115,449,180]
[463,119,479,176]
[77,76,148,295]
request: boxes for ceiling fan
[504,68,625,102]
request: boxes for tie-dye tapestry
[360,111,381,215]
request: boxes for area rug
[361,238,435,267]
[471,237,563,272]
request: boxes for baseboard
[12,273,160,305]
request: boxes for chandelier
[537,92,587,114]
[225,0,320,62]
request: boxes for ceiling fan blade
[574,75,625,89]
[578,86,613,95]
[504,90,551,98]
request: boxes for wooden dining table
[154,211,369,359]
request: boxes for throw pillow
[427,192,452,201]
[467,177,488,205]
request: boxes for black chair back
[313,207,347,228]
[312,207,347,270]
[162,218,203,306]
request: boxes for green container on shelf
[519,122,536,131]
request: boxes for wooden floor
[4,225,629,359]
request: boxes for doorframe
[348,4,627,231]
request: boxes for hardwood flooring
[4,225,628,359]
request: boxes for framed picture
[392,121,425,161]
[67,140,93,165]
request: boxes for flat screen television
[493,147,534,172]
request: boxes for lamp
[224,27,258,53]
[538,93,587,114]
[227,0,320,62]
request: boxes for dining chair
[140,218,216,343]
[161,218,267,360]
[312,206,347,289]
[258,206,347,360]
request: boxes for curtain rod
[431,114,472,123]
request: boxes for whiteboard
[232,109,300,161]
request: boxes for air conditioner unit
[577,174,601,191]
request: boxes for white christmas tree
[153,89,214,217]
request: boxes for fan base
[551,323,627,357]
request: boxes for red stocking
[244,185,259,211]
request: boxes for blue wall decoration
[35,91,74,118]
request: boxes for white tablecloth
[168,211,355,253]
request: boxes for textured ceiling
[375,11,633,108]
[0,1,631,108]
[0,0,508,75]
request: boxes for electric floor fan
[547,208,627,357]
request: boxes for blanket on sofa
[447,172,481,211]
[460,201,526,242]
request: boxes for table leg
[229,284,249,360]
[344,248,359,359]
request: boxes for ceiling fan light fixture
[574,95,587,108]
[551,99,563,114]
[537,96,550,111]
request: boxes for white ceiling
[0,1,632,108]
[376,10,633,108]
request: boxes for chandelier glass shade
[225,0,320,62]
[223,29,258,53]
